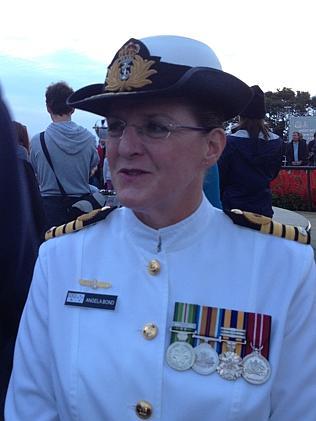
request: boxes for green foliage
[272,193,308,211]
[265,87,315,138]
[224,87,316,138]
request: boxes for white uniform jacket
[5,198,316,420]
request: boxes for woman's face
[105,98,225,228]
[292,132,300,142]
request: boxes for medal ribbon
[221,309,246,356]
[195,306,223,352]
[171,302,199,345]
[245,312,271,358]
[171,303,272,359]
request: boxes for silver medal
[192,342,219,375]
[242,350,271,385]
[217,340,243,381]
[166,341,195,371]
[217,350,243,380]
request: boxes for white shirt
[5,198,316,420]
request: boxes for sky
[1,0,315,138]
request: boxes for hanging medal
[242,313,271,385]
[166,330,196,371]
[166,303,198,371]
[217,309,246,381]
[217,327,246,381]
[192,306,221,375]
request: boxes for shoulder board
[224,209,311,245]
[45,206,117,241]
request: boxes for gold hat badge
[105,40,157,92]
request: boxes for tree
[224,87,316,137]
[265,87,315,138]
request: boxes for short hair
[45,81,74,116]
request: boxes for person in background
[0,93,42,419]
[6,36,316,421]
[308,131,316,166]
[218,85,283,217]
[30,81,99,230]
[12,121,30,155]
[102,149,113,190]
[13,121,46,240]
[281,136,289,166]
[285,131,308,166]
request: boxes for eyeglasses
[104,118,214,142]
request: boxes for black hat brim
[68,67,252,121]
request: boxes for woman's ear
[204,128,226,166]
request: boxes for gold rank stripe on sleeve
[259,219,310,244]
[45,206,117,241]
[225,209,311,245]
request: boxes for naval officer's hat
[68,35,252,121]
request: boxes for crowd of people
[1,35,316,420]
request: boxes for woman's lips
[119,168,150,176]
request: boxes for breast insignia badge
[79,279,112,289]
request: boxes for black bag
[40,132,107,219]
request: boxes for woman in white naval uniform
[5,36,316,421]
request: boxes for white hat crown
[141,35,222,70]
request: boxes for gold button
[135,400,153,419]
[142,323,158,340]
[148,259,160,275]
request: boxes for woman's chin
[116,189,148,210]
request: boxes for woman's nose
[118,124,145,156]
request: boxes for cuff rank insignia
[45,206,117,241]
[225,209,311,245]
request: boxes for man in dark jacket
[286,131,308,166]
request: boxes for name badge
[65,290,117,310]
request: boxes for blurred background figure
[102,151,113,191]
[90,120,108,188]
[285,131,308,166]
[12,121,46,239]
[93,120,114,191]
[308,131,316,166]
[0,92,44,419]
[13,121,30,158]
[218,85,283,217]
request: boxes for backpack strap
[40,131,67,196]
